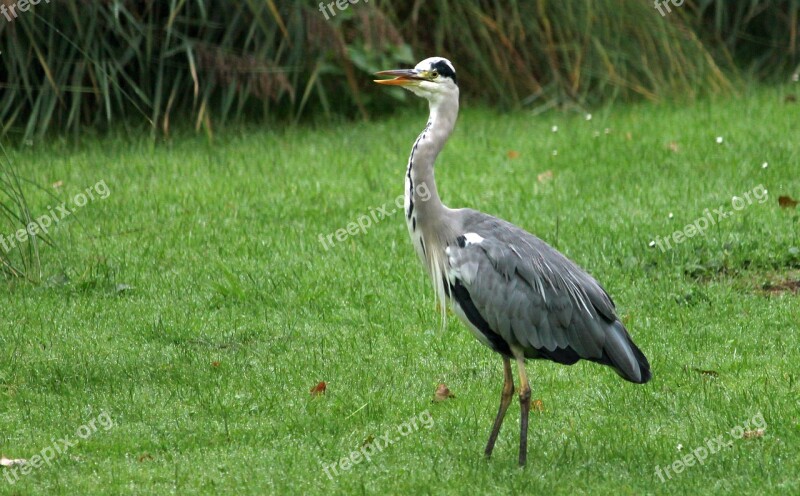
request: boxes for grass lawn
[1,85,799,494]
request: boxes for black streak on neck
[406,120,431,221]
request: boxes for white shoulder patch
[447,233,484,285]
[463,232,484,246]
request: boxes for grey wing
[445,220,651,384]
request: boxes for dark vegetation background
[0,0,797,140]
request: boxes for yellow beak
[374,69,424,86]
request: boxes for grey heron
[374,57,651,466]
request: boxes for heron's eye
[431,70,439,78]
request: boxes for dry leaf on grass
[667,141,680,152]
[532,399,544,412]
[686,366,719,377]
[507,150,520,159]
[537,170,553,183]
[762,278,800,294]
[778,196,798,208]
[310,381,327,396]
[0,456,26,467]
[434,383,454,402]
[743,429,765,439]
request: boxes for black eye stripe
[431,60,457,85]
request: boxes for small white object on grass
[716,136,724,144]
[0,456,26,467]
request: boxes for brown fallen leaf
[762,279,800,294]
[743,429,765,439]
[537,170,554,183]
[0,456,26,467]
[667,141,680,152]
[532,399,544,412]
[310,381,327,396]
[211,361,220,368]
[52,180,63,189]
[778,196,798,208]
[434,383,454,402]
[138,453,154,462]
[687,366,718,377]
[507,150,520,159]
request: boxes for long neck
[404,92,459,225]
[404,91,460,317]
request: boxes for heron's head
[374,57,458,103]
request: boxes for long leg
[484,357,514,458]
[515,352,531,466]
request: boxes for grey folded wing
[445,219,650,383]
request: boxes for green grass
[1,85,799,495]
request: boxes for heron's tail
[602,321,652,384]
